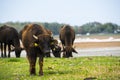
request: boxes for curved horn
[33,35,38,40]
[72,48,78,53]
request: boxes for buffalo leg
[63,52,66,57]
[45,52,50,57]
[62,45,66,58]
[39,55,44,76]
[27,52,37,75]
[70,53,73,57]
[8,44,11,57]
[1,43,3,57]
[4,43,7,57]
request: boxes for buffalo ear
[72,48,78,53]
[34,42,39,47]
[32,35,39,47]
[30,42,39,47]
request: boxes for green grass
[0,57,120,80]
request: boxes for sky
[0,0,120,26]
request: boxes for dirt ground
[74,41,120,48]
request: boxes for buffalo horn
[33,35,38,40]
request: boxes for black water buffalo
[50,39,61,57]
[22,24,55,75]
[45,29,61,57]
[0,25,22,58]
[59,25,77,58]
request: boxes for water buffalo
[20,26,61,58]
[45,29,61,57]
[59,25,77,58]
[22,24,55,76]
[49,39,61,57]
[0,25,22,58]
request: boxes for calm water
[3,47,120,58]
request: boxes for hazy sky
[0,0,120,26]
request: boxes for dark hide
[50,39,61,57]
[0,25,22,58]
[22,24,54,76]
[59,25,77,58]
[44,29,61,58]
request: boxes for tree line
[0,21,120,35]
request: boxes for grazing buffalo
[45,29,61,57]
[50,39,61,57]
[59,25,77,58]
[0,25,22,58]
[20,26,61,58]
[22,24,55,76]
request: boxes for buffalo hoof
[30,73,36,76]
[1,54,3,57]
[39,73,43,76]
[3,55,7,58]
[8,55,10,58]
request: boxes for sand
[74,41,120,48]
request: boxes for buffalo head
[32,34,53,54]
[11,47,23,58]
[50,39,61,57]
[62,46,77,58]
[15,47,23,57]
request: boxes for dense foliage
[79,22,120,34]
[0,22,120,35]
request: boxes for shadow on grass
[45,70,71,75]
[84,77,97,80]
[8,58,21,62]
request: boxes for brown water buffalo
[0,25,22,58]
[59,25,77,58]
[22,24,55,76]
[20,27,61,58]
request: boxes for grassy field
[0,57,120,80]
